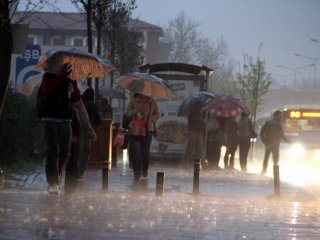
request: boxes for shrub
[0,88,43,169]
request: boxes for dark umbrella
[99,87,127,99]
[36,48,115,80]
[203,94,248,118]
[177,91,216,117]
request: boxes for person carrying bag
[125,93,160,181]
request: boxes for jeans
[206,141,223,169]
[130,133,152,178]
[239,137,251,171]
[262,144,280,172]
[43,120,72,185]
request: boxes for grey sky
[19,0,320,82]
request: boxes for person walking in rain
[260,110,290,175]
[36,63,74,194]
[181,99,206,167]
[223,117,239,170]
[238,112,256,172]
[206,116,227,170]
[77,88,101,179]
[64,81,97,193]
[125,93,160,181]
[99,97,112,119]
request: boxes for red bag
[113,130,125,147]
[129,116,146,136]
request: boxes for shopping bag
[113,130,125,147]
[129,116,146,137]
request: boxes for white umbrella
[116,72,177,99]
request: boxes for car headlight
[314,149,320,159]
[289,143,305,157]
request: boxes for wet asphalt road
[0,156,320,240]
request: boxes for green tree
[0,0,13,119]
[101,0,137,87]
[0,89,42,168]
[162,11,235,93]
[0,0,53,119]
[236,53,271,123]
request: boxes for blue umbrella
[177,91,216,117]
[99,87,126,99]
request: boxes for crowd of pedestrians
[36,65,288,195]
[182,105,289,175]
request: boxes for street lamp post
[294,53,320,103]
[276,63,314,91]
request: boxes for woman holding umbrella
[125,93,160,181]
[181,99,207,167]
[204,95,247,170]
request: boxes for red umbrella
[203,94,248,118]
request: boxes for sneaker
[47,184,60,195]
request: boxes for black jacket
[37,73,72,119]
[260,119,289,147]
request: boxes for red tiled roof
[17,11,163,33]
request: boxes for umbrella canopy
[116,72,177,99]
[17,74,42,97]
[177,91,216,117]
[203,94,248,118]
[17,74,89,97]
[36,48,115,80]
[99,87,126,99]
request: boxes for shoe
[47,184,60,195]
[142,171,148,178]
[261,170,266,176]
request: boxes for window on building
[92,37,97,47]
[73,38,84,47]
[53,37,64,46]
[27,36,36,45]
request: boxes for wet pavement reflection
[1,151,320,240]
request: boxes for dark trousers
[43,121,72,186]
[77,137,91,178]
[131,133,152,177]
[206,141,223,169]
[262,145,279,172]
[239,137,251,171]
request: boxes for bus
[138,63,213,164]
[280,105,320,161]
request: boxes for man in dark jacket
[38,64,73,194]
[260,110,290,175]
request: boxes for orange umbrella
[116,72,177,99]
[36,48,115,80]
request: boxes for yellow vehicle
[280,105,320,161]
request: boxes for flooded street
[1,151,320,240]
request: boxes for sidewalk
[1,154,319,240]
